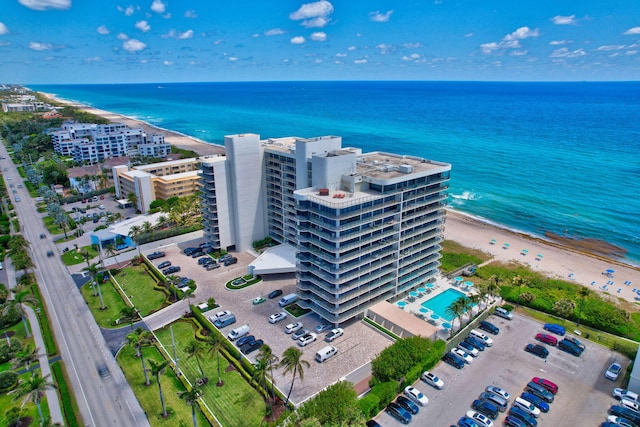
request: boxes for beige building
[113,157,221,213]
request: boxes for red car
[532,377,558,394]
[81,198,87,203]
[535,333,558,346]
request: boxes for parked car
[458,340,479,357]
[224,257,238,266]
[292,328,309,340]
[206,263,220,270]
[465,410,494,427]
[209,310,231,322]
[183,247,199,255]
[520,392,549,413]
[564,336,586,350]
[366,420,383,427]
[421,371,444,389]
[236,335,255,347]
[298,333,317,347]
[268,289,283,299]
[315,323,333,333]
[558,338,583,357]
[285,322,303,334]
[508,406,538,427]
[252,296,266,305]
[531,377,558,394]
[324,328,344,342]
[513,397,541,418]
[525,382,554,403]
[472,399,499,420]
[157,261,171,269]
[478,392,508,412]
[614,389,640,402]
[268,312,288,324]
[534,333,558,346]
[163,266,181,275]
[504,415,526,427]
[485,385,510,401]
[606,362,623,381]
[396,395,420,415]
[525,344,549,359]
[478,320,500,335]
[241,339,264,354]
[543,323,566,336]
[620,399,640,413]
[610,405,640,425]
[458,416,482,427]
[452,347,474,363]
[404,386,429,406]
[386,402,412,424]
[442,351,465,369]
[197,256,213,265]
[607,415,639,427]
[465,336,486,351]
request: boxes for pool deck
[366,275,477,340]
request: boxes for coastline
[38,91,639,301]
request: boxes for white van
[279,293,299,307]
[315,345,337,363]
[494,307,514,320]
[514,397,541,418]
[470,329,494,347]
[227,324,250,341]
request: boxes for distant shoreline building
[200,134,451,324]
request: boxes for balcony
[297,263,397,290]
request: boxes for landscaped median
[225,275,262,290]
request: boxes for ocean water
[31,81,640,265]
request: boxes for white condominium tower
[200,134,451,325]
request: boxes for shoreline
[37,91,640,300]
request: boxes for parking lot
[144,243,395,406]
[374,311,627,426]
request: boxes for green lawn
[118,344,210,427]
[61,246,98,266]
[154,321,266,427]
[114,266,168,317]
[80,281,129,328]
[0,374,51,426]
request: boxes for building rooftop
[356,151,450,179]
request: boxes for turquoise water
[421,289,468,321]
[30,81,640,265]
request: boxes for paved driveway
[374,312,627,426]
[146,242,394,406]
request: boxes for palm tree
[127,328,154,386]
[183,289,195,314]
[120,307,138,329]
[9,372,56,425]
[446,297,467,334]
[81,249,92,269]
[147,359,170,417]
[8,234,30,255]
[576,287,591,327]
[5,286,37,338]
[165,275,180,302]
[104,243,120,269]
[83,263,105,308]
[11,345,42,372]
[128,225,142,254]
[258,344,278,403]
[54,211,70,239]
[278,346,309,407]
[127,192,138,210]
[184,340,207,383]
[205,334,225,386]
[466,294,481,324]
[178,386,202,427]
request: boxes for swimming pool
[421,288,469,321]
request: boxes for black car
[442,351,465,369]
[218,253,232,262]
[97,363,110,379]
[183,247,198,255]
[147,251,165,260]
[236,335,255,347]
[268,289,283,299]
[157,261,172,269]
[479,320,500,335]
[241,339,264,355]
[609,405,640,424]
[224,257,238,266]
[197,256,213,265]
[206,263,220,270]
[395,395,419,415]
[472,399,499,420]
[191,250,205,258]
[163,266,181,275]
[46,250,54,257]
[558,338,583,357]
[365,421,382,427]
[386,402,412,424]
[465,335,486,351]
[525,343,549,359]
[39,233,46,239]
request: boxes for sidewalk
[6,258,64,425]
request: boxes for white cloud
[97,25,110,35]
[163,60,173,65]
[464,33,474,38]
[626,50,638,55]
[123,39,146,52]
[550,47,586,58]
[290,1,334,28]
[161,29,193,39]
[369,10,393,23]
[401,53,422,61]
[310,32,326,41]
[624,27,640,35]
[504,26,539,41]
[376,43,394,54]
[265,28,285,36]
[29,41,54,51]
[481,26,539,54]
[354,58,367,64]
[18,0,70,10]
[510,50,528,56]
[549,40,570,45]
[184,10,198,19]
[117,33,129,40]
[0,23,9,35]
[335,53,347,57]
[551,15,576,25]
[596,45,625,51]
[84,56,103,62]
[290,36,306,44]
[178,29,193,39]
[228,57,238,62]
[251,33,260,38]
[0,41,10,47]
[151,0,166,14]
[402,42,423,48]
[119,5,135,16]
[135,20,151,32]
[347,46,356,51]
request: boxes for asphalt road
[1,142,149,427]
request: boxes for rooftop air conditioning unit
[399,164,413,174]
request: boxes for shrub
[0,302,21,327]
[368,381,398,412]
[0,370,18,392]
[0,338,22,363]
[358,393,380,419]
[371,336,433,383]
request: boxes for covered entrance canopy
[249,243,297,275]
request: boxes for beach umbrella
[417,287,427,293]
[490,239,497,244]
[426,283,435,289]
[397,301,407,308]
[537,254,543,258]
[430,313,440,321]
[503,243,510,248]
[409,291,419,297]
[521,249,529,254]
[455,276,463,282]
[441,322,452,329]
[606,269,615,274]
[464,281,474,288]
[419,308,429,313]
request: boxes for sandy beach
[41,92,640,303]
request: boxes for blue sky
[1,0,639,83]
